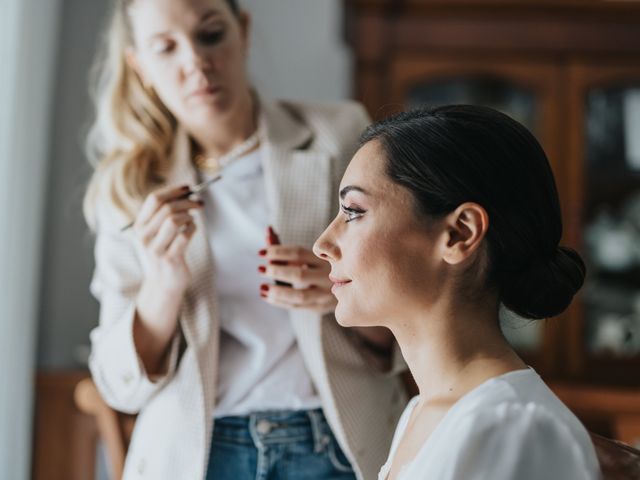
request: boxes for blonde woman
[84,0,406,479]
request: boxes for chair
[74,377,136,480]
[590,432,640,480]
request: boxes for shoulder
[282,99,370,125]
[275,98,371,152]
[444,401,600,479]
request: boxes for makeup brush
[120,175,221,231]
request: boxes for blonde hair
[83,0,177,230]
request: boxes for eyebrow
[340,185,368,200]
[147,10,223,40]
[200,10,223,23]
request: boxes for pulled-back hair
[360,105,585,320]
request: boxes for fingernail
[258,249,267,256]
[260,292,268,298]
[258,265,266,273]
[181,185,190,191]
[260,284,269,292]
[197,200,205,206]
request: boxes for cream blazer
[88,98,407,480]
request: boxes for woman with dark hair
[314,105,601,479]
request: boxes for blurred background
[1,1,640,479]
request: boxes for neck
[390,295,526,404]
[190,89,257,159]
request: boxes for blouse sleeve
[87,201,181,414]
[436,403,601,480]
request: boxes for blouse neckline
[380,367,536,480]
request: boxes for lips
[189,84,222,97]
[329,275,352,294]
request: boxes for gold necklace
[194,129,261,176]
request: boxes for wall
[0,0,62,478]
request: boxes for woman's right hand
[131,184,203,375]
[134,184,203,293]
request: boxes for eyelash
[197,29,225,45]
[153,29,225,55]
[154,41,175,55]
[340,204,366,223]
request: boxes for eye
[197,29,225,45]
[340,204,366,223]
[150,39,176,55]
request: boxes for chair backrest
[590,432,640,480]
[74,378,136,480]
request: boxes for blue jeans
[206,408,357,480]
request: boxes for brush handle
[120,176,221,231]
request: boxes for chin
[334,302,376,328]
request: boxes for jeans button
[256,419,272,434]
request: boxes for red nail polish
[260,284,269,292]
[197,200,205,206]
[258,265,266,273]
[181,185,190,191]
[258,249,267,256]
[267,226,281,246]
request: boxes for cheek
[212,32,246,72]
[334,229,439,326]
[333,234,405,326]
[219,44,247,84]
[139,57,181,98]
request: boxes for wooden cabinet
[32,371,98,480]
[345,0,640,439]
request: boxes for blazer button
[137,458,146,474]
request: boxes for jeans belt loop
[306,409,327,453]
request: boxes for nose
[182,41,213,76]
[313,217,341,261]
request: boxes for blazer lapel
[260,99,333,247]
[166,128,219,412]
[259,99,337,397]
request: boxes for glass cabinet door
[567,63,640,385]
[389,57,562,372]
[583,86,640,358]
[407,76,537,134]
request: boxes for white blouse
[201,146,321,418]
[379,369,601,480]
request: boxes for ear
[441,202,489,266]
[125,47,150,88]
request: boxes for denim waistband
[213,408,331,453]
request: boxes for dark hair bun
[501,246,586,320]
